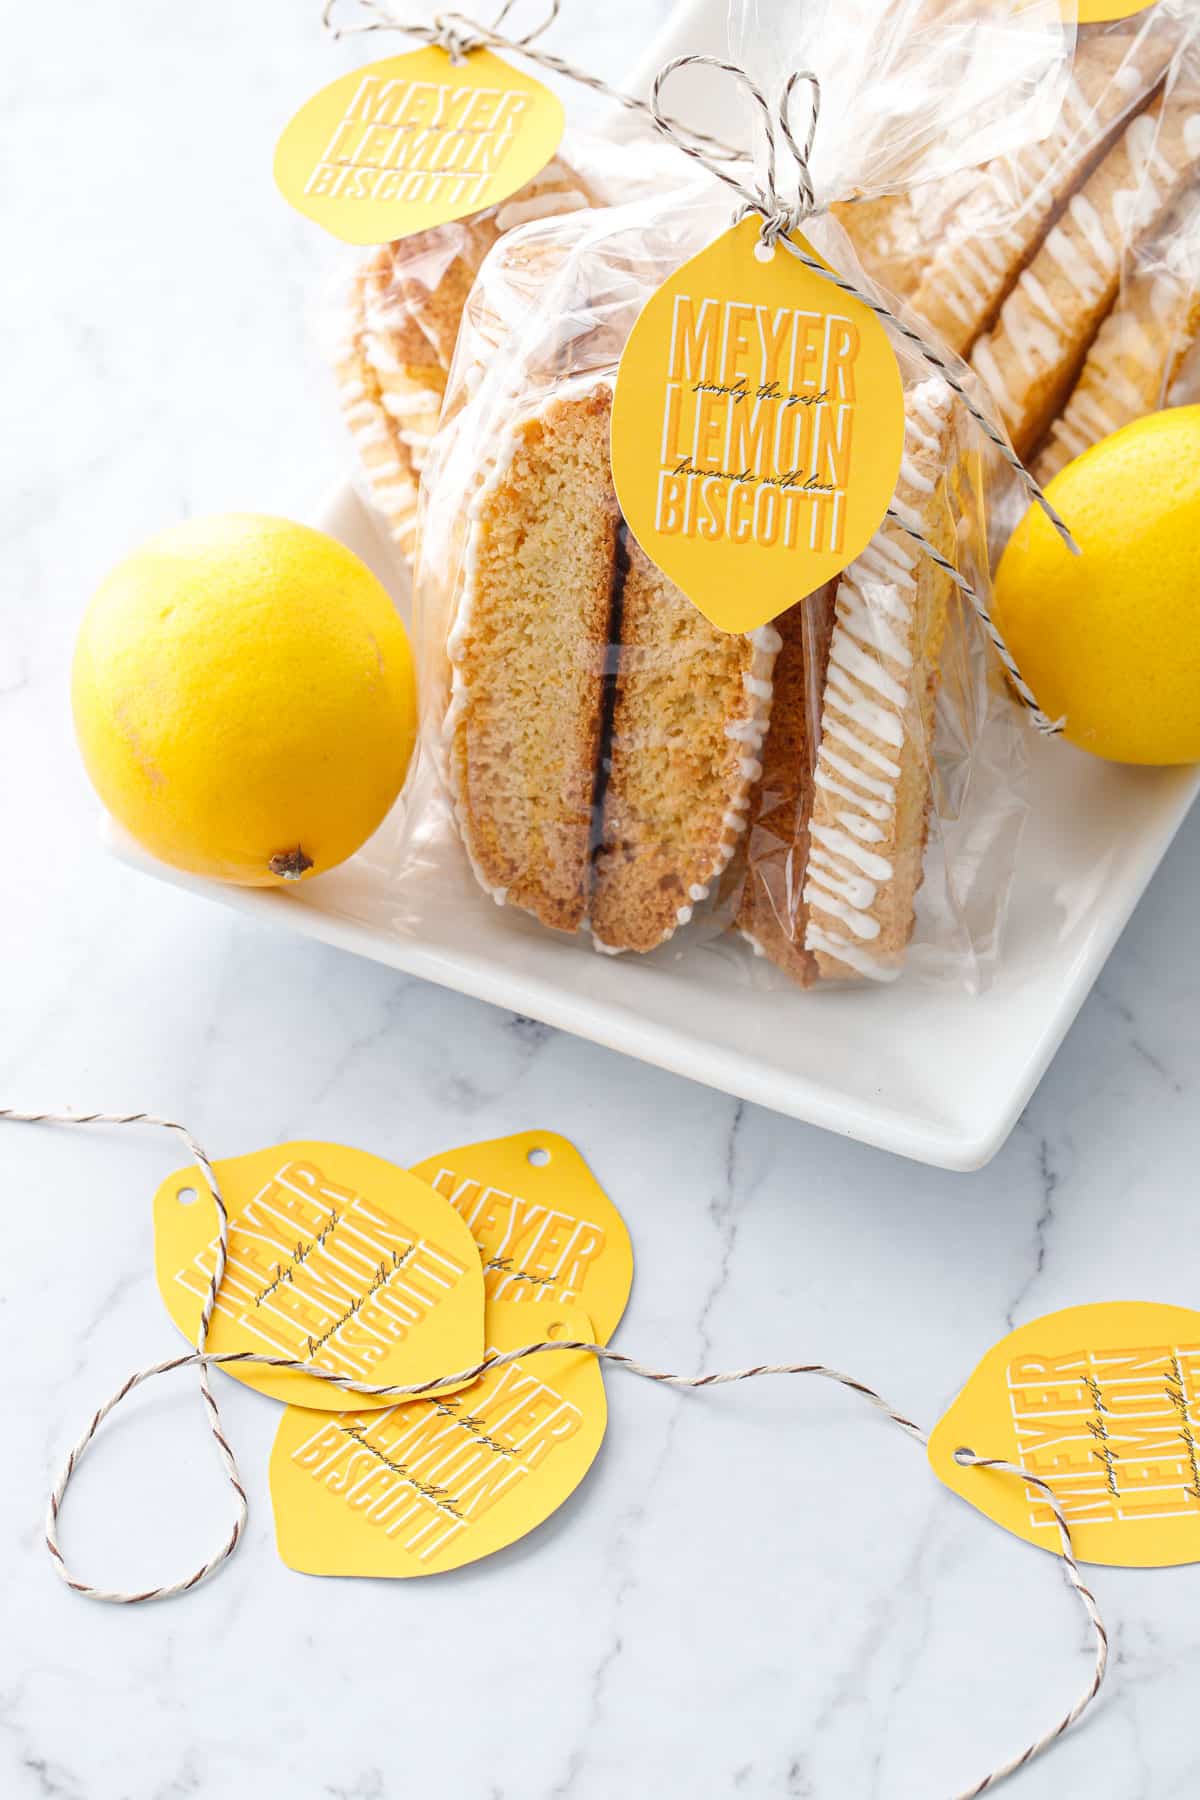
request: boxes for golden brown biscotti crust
[444,384,617,934]
[590,540,780,955]
[735,587,836,986]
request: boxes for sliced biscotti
[971,93,1200,458]
[833,166,977,303]
[336,246,448,562]
[444,383,617,933]
[834,192,929,299]
[338,160,591,562]
[803,381,957,983]
[909,32,1168,356]
[734,588,836,986]
[590,540,780,955]
[1034,193,1200,481]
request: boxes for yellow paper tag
[930,1302,1200,1567]
[610,217,905,633]
[1074,1,1156,22]
[154,1142,485,1410]
[270,1300,606,1576]
[410,1130,632,1343]
[273,48,565,246]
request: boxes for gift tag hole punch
[176,1185,198,1205]
[527,1145,551,1167]
[546,1318,570,1340]
[954,1446,976,1465]
[753,239,776,263]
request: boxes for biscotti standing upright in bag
[413,126,1035,991]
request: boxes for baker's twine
[320,0,743,158]
[4,1107,1105,1795]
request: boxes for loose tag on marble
[929,1302,1200,1567]
[610,216,906,633]
[273,48,565,245]
[410,1130,633,1343]
[153,1142,485,1410]
[270,1300,606,1577]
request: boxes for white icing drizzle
[809,822,893,882]
[817,745,896,804]
[802,379,953,980]
[802,882,880,939]
[808,847,876,909]
[805,924,901,982]
[814,769,891,822]
[823,717,901,778]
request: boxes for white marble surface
[4,3,1200,1797]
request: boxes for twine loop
[2,1105,1107,1794]
[650,56,823,246]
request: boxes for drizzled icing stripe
[975,99,1200,406]
[802,379,953,979]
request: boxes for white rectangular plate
[110,481,1199,1171]
[109,0,1200,1167]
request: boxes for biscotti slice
[336,248,448,563]
[1034,196,1200,480]
[910,33,1168,355]
[834,191,929,299]
[589,539,781,954]
[803,381,957,983]
[734,587,836,986]
[971,94,1200,458]
[834,166,977,303]
[444,383,617,933]
[338,160,591,562]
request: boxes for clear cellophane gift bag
[371,0,1187,994]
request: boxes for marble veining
[3,2,1200,1797]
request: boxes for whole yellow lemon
[73,514,417,884]
[993,407,1200,764]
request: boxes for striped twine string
[3,1105,1106,1795]
[320,0,745,159]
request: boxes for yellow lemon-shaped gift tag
[270,1300,606,1576]
[993,408,1200,764]
[154,1142,485,1409]
[274,49,565,245]
[611,217,905,633]
[930,1302,1200,1567]
[410,1130,633,1342]
[1074,1,1156,21]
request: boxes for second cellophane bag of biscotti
[796,0,1200,473]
